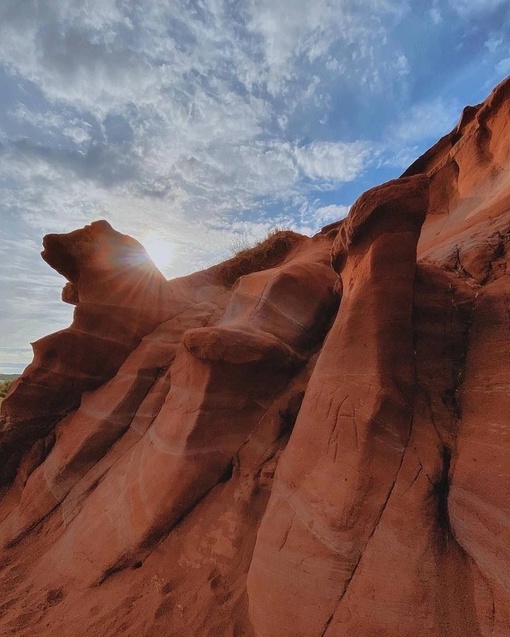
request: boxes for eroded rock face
[247,174,429,637]
[25,241,338,584]
[0,221,169,486]
[1,77,510,637]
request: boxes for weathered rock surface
[1,77,510,637]
[248,174,429,636]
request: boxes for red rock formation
[0,220,169,486]
[248,174,429,636]
[0,77,510,637]
[25,239,337,585]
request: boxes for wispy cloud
[388,97,460,145]
[0,234,73,372]
[0,0,508,371]
[294,141,372,182]
[448,0,508,17]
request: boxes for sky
[1,0,510,374]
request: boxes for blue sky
[1,0,510,373]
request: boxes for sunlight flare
[141,233,175,274]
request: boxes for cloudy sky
[1,0,509,373]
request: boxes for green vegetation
[0,377,18,399]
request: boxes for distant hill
[0,374,20,381]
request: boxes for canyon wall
[0,77,509,637]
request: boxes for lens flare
[141,233,175,274]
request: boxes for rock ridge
[0,76,510,637]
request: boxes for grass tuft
[217,229,304,287]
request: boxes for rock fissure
[322,410,415,637]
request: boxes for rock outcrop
[0,77,510,637]
[248,174,430,636]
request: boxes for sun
[141,233,175,274]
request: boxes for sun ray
[141,233,175,274]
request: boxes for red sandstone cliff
[0,77,509,637]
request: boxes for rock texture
[1,77,510,637]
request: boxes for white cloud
[0,0,411,122]
[482,30,510,82]
[246,0,409,94]
[496,56,510,75]
[0,0,407,235]
[3,0,496,372]
[484,34,504,54]
[0,234,73,373]
[448,0,507,16]
[0,134,367,275]
[11,105,67,130]
[62,126,91,144]
[0,0,402,372]
[312,204,350,226]
[430,7,443,24]
[395,54,411,77]
[294,141,372,182]
[388,97,459,144]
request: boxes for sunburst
[141,233,175,274]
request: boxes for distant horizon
[1,0,510,372]
[1,366,24,376]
